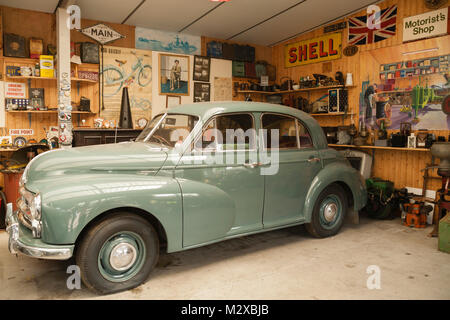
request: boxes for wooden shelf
[237,90,273,94]
[328,144,430,152]
[7,110,57,113]
[311,112,354,116]
[0,148,18,152]
[269,85,356,95]
[6,75,97,83]
[237,85,357,96]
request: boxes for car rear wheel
[76,213,159,294]
[305,184,348,238]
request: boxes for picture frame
[193,82,211,103]
[193,55,211,82]
[159,53,190,96]
[166,95,181,108]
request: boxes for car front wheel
[76,213,159,294]
[305,184,348,238]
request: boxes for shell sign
[285,33,342,68]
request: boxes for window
[297,121,313,148]
[261,114,313,149]
[195,113,255,151]
[136,114,198,148]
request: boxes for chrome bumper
[5,204,74,260]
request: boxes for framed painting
[159,53,190,96]
[193,55,210,82]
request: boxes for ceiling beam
[121,0,147,24]
[227,0,307,41]
[178,2,226,33]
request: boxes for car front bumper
[5,203,74,260]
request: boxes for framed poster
[159,53,190,96]
[194,82,210,103]
[166,95,181,108]
[193,55,210,82]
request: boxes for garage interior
[0,0,449,299]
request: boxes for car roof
[166,101,328,149]
[167,101,308,120]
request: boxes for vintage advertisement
[101,46,152,123]
[285,33,342,68]
[135,27,201,55]
[213,77,232,101]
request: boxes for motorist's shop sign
[403,7,449,42]
[285,33,342,68]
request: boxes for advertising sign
[285,33,342,68]
[403,7,449,42]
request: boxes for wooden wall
[271,0,450,190]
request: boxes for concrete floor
[0,216,449,300]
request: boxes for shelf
[6,75,97,83]
[0,148,18,152]
[237,85,356,96]
[237,90,273,94]
[328,144,430,152]
[268,85,356,95]
[7,110,57,113]
[377,90,412,94]
[311,112,354,116]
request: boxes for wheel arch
[74,206,168,255]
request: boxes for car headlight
[30,193,41,220]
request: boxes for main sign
[79,23,124,45]
[285,33,342,68]
[403,7,449,42]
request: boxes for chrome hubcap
[323,203,338,222]
[109,243,137,271]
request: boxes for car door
[175,113,264,247]
[261,113,322,228]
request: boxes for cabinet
[72,128,143,147]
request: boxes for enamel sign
[80,23,124,45]
[285,33,342,68]
[403,7,449,42]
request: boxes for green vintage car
[6,102,367,294]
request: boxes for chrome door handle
[244,162,259,168]
[308,157,321,163]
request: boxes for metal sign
[324,21,347,33]
[402,7,449,42]
[79,23,125,45]
[285,33,342,68]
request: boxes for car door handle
[244,162,259,168]
[308,157,321,163]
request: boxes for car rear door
[260,113,322,228]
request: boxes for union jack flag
[348,5,397,45]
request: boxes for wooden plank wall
[271,0,449,190]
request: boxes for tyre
[76,213,159,294]
[305,184,348,238]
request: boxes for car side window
[262,114,298,149]
[297,120,313,149]
[195,113,255,151]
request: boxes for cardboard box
[40,55,54,78]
